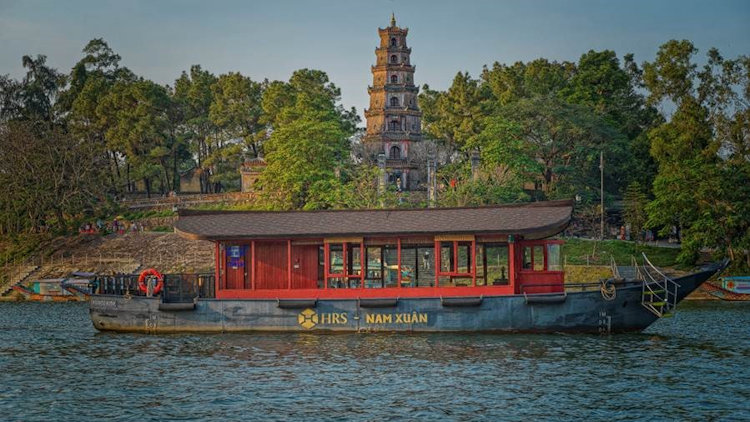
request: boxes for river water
[1,301,748,421]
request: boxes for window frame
[519,240,564,273]
[435,238,476,286]
[324,241,365,289]
[477,242,510,286]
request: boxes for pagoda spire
[365,16,422,191]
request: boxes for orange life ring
[138,268,164,295]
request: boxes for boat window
[440,242,453,273]
[479,244,509,285]
[533,246,545,271]
[437,239,475,286]
[365,247,383,288]
[318,246,325,288]
[325,242,364,288]
[347,245,362,288]
[547,244,562,271]
[400,247,416,287]
[523,247,532,269]
[415,247,434,287]
[329,244,344,275]
[475,245,485,285]
[457,242,471,273]
[383,246,399,288]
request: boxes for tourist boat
[88,200,727,334]
[700,276,750,301]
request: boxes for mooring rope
[600,279,616,301]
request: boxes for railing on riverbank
[122,192,257,210]
[95,273,215,301]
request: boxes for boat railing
[640,253,679,317]
[523,280,639,294]
[94,273,215,300]
[610,256,622,280]
[632,255,645,281]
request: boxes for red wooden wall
[255,241,288,289]
[291,245,319,289]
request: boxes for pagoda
[364,14,423,191]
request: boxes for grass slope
[562,237,681,268]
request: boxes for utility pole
[599,151,604,240]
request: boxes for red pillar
[214,242,220,292]
[397,238,402,288]
[508,236,517,293]
[360,241,365,289]
[324,243,329,290]
[287,240,292,290]
[434,240,440,289]
[471,239,476,287]
[250,241,255,290]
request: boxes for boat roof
[174,200,573,241]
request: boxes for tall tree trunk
[173,148,179,193]
[126,162,132,194]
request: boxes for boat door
[225,245,248,289]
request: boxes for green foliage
[643,40,698,104]
[0,122,110,234]
[209,72,263,157]
[643,40,750,266]
[485,95,626,199]
[260,114,350,209]
[436,160,528,207]
[173,65,218,193]
[623,182,648,242]
[257,69,358,210]
[328,165,400,209]
[419,72,492,152]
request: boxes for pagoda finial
[390,12,396,27]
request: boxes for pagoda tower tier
[364,14,423,191]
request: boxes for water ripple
[1,301,749,421]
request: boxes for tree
[260,115,350,209]
[483,96,625,199]
[62,39,135,194]
[623,182,648,242]
[643,40,750,266]
[97,79,173,197]
[173,65,218,193]
[418,72,492,154]
[0,122,108,234]
[258,70,357,209]
[12,55,66,123]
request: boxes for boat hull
[89,263,723,334]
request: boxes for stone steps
[0,265,40,296]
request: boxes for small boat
[12,277,92,302]
[88,200,728,334]
[701,276,750,301]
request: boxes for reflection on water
[1,301,749,421]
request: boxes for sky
[1,0,748,121]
